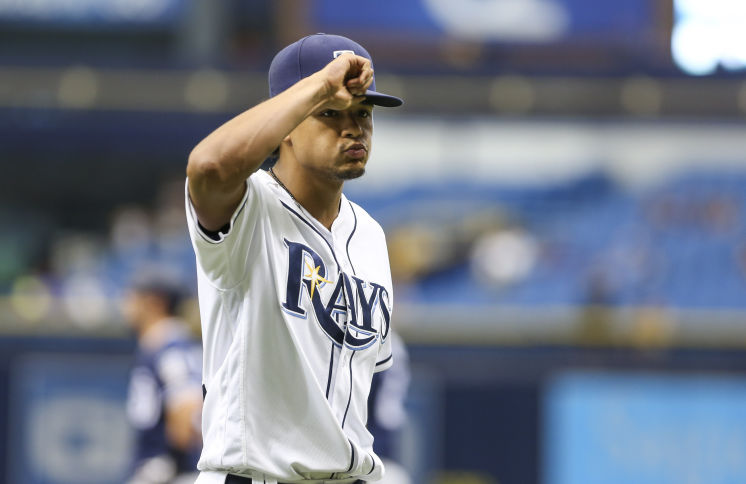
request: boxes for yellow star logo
[305,261,333,299]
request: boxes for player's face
[122,290,166,333]
[288,100,373,181]
[122,290,147,331]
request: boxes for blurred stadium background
[2,0,746,483]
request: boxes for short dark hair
[130,270,186,315]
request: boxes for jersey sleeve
[185,176,262,289]
[375,333,393,372]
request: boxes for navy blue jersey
[127,318,202,474]
[367,333,410,461]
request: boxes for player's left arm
[165,394,202,451]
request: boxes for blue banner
[8,354,134,484]
[0,0,185,27]
[545,372,746,484]
[311,0,655,43]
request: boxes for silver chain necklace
[268,167,298,203]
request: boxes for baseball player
[185,33,403,484]
[123,272,203,484]
[367,332,411,484]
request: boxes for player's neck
[271,162,343,230]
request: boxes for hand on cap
[318,53,374,110]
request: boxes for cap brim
[365,90,403,107]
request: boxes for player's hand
[317,54,374,110]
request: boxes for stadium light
[672,0,746,75]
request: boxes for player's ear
[282,134,292,147]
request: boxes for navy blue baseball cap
[269,33,403,108]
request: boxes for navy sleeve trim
[197,221,230,241]
[189,177,249,245]
[376,354,393,367]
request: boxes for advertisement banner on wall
[0,0,184,28]
[310,0,656,44]
[7,354,134,484]
[544,371,746,484]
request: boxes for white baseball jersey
[185,169,393,482]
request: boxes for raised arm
[186,54,374,231]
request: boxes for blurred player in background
[367,332,411,484]
[186,33,402,483]
[124,272,203,484]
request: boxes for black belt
[226,475,289,484]
[225,475,362,484]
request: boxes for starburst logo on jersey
[304,261,332,299]
[281,239,390,350]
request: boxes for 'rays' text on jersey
[281,239,390,350]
